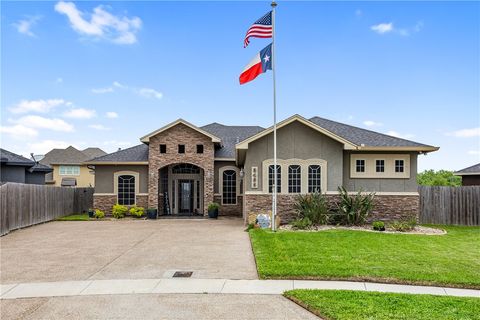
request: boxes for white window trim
[262,159,328,195]
[59,165,80,176]
[113,171,140,205]
[350,154,410,179]
[219,166,240,205]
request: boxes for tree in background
[417,170,462,186]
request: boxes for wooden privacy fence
[0,183,94,236]
[419,186,480,226]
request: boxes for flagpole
[271,1,277,232]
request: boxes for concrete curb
[1,278,479,300]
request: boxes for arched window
[308,165,321,193]
[288,165,301,193]
[222,170,237,205]
[172,164,200,174]
[118,175,135,205]
[268,165,281,193]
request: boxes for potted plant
[208,202,220,219]
[146,208,158,219]
[88,208,95,218]
[130,206,145,218]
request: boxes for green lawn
[284,290,480,320]
[250,225,480,288]
[56,214,90,221]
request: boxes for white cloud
[446,127,480,138]
[54,1,142,44]
[9,99,68,114]
[467,150,480,155]
[91,87,114,94]
[137,88,163,100]
[386,130,415,139]
[27,140,72,155]
[363,120,383,127]
[63,108,96,119]
[13,115,74,132]
[371,22,393,34]
[12,16,41,37]
[113,81,127,88]
[89,124,110,130]
[0,125,38,139]
[106,111,118,118]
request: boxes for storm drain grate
[173,271,193,278]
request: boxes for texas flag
[239,43,272,85]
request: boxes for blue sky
[1,1,479,171]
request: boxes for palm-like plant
[337,186,375,225]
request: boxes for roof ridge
[310,116,432,147]
[90,144,144,161]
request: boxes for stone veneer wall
[147,123,215,215]
[214,195,243,216]
[244,194,419,224]
[93,194,149,215]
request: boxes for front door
[178,180,194,214]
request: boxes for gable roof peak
[140,118,221,144]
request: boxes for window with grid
[356,159,365,172]
[376,160,385,173]
[268,165,281,193]
[222,170,236,204]
[395,160,405,173]
[172,164,200,174]
[288,165,301,193]
[118,175,135,205]
[308,165,321,193]
[59,165,80,176]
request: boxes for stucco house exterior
[86,115,438,222]
[0,148,52,185]
[40,146,106,187]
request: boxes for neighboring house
[454,163,480,186]
[0,148,52,185]
[86,115,438,222]
[40,146,106,187]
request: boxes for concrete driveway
[0,218,258,284]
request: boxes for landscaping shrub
[336,186,375,225]
[94,209,105,219]
[293,191,330,225]
[372,221,385,231]
[129,206,145,218]
[291,217,313,230]
[390,219,417,232]
[112,204,128,219]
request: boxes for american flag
[244,11,272,48]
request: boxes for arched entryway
[158,163,204,216]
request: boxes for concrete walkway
[1,278,479,300]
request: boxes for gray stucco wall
[243,120,344,192]
[94,165,148,193]
[1,165,26,183]
[214,161,238,194]
[25,172,47,185]
[342,151,419,192]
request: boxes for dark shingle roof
[455,163,480,175]
[88,144,149,163]
[82,147,107,160]
[0,148,52,172]
[309,116,435,148]
[40,146,106,165]
[201,123,265,158]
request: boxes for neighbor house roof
[0,148,52,172]
[454,163,480,176]
[85,144,149,164]
[40,146,106,166]
[201,123,265,159]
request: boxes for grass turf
[250,225,480,288]
[284,290,480,320]
[56,214,90,221]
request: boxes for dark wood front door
[178,180,194,213]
